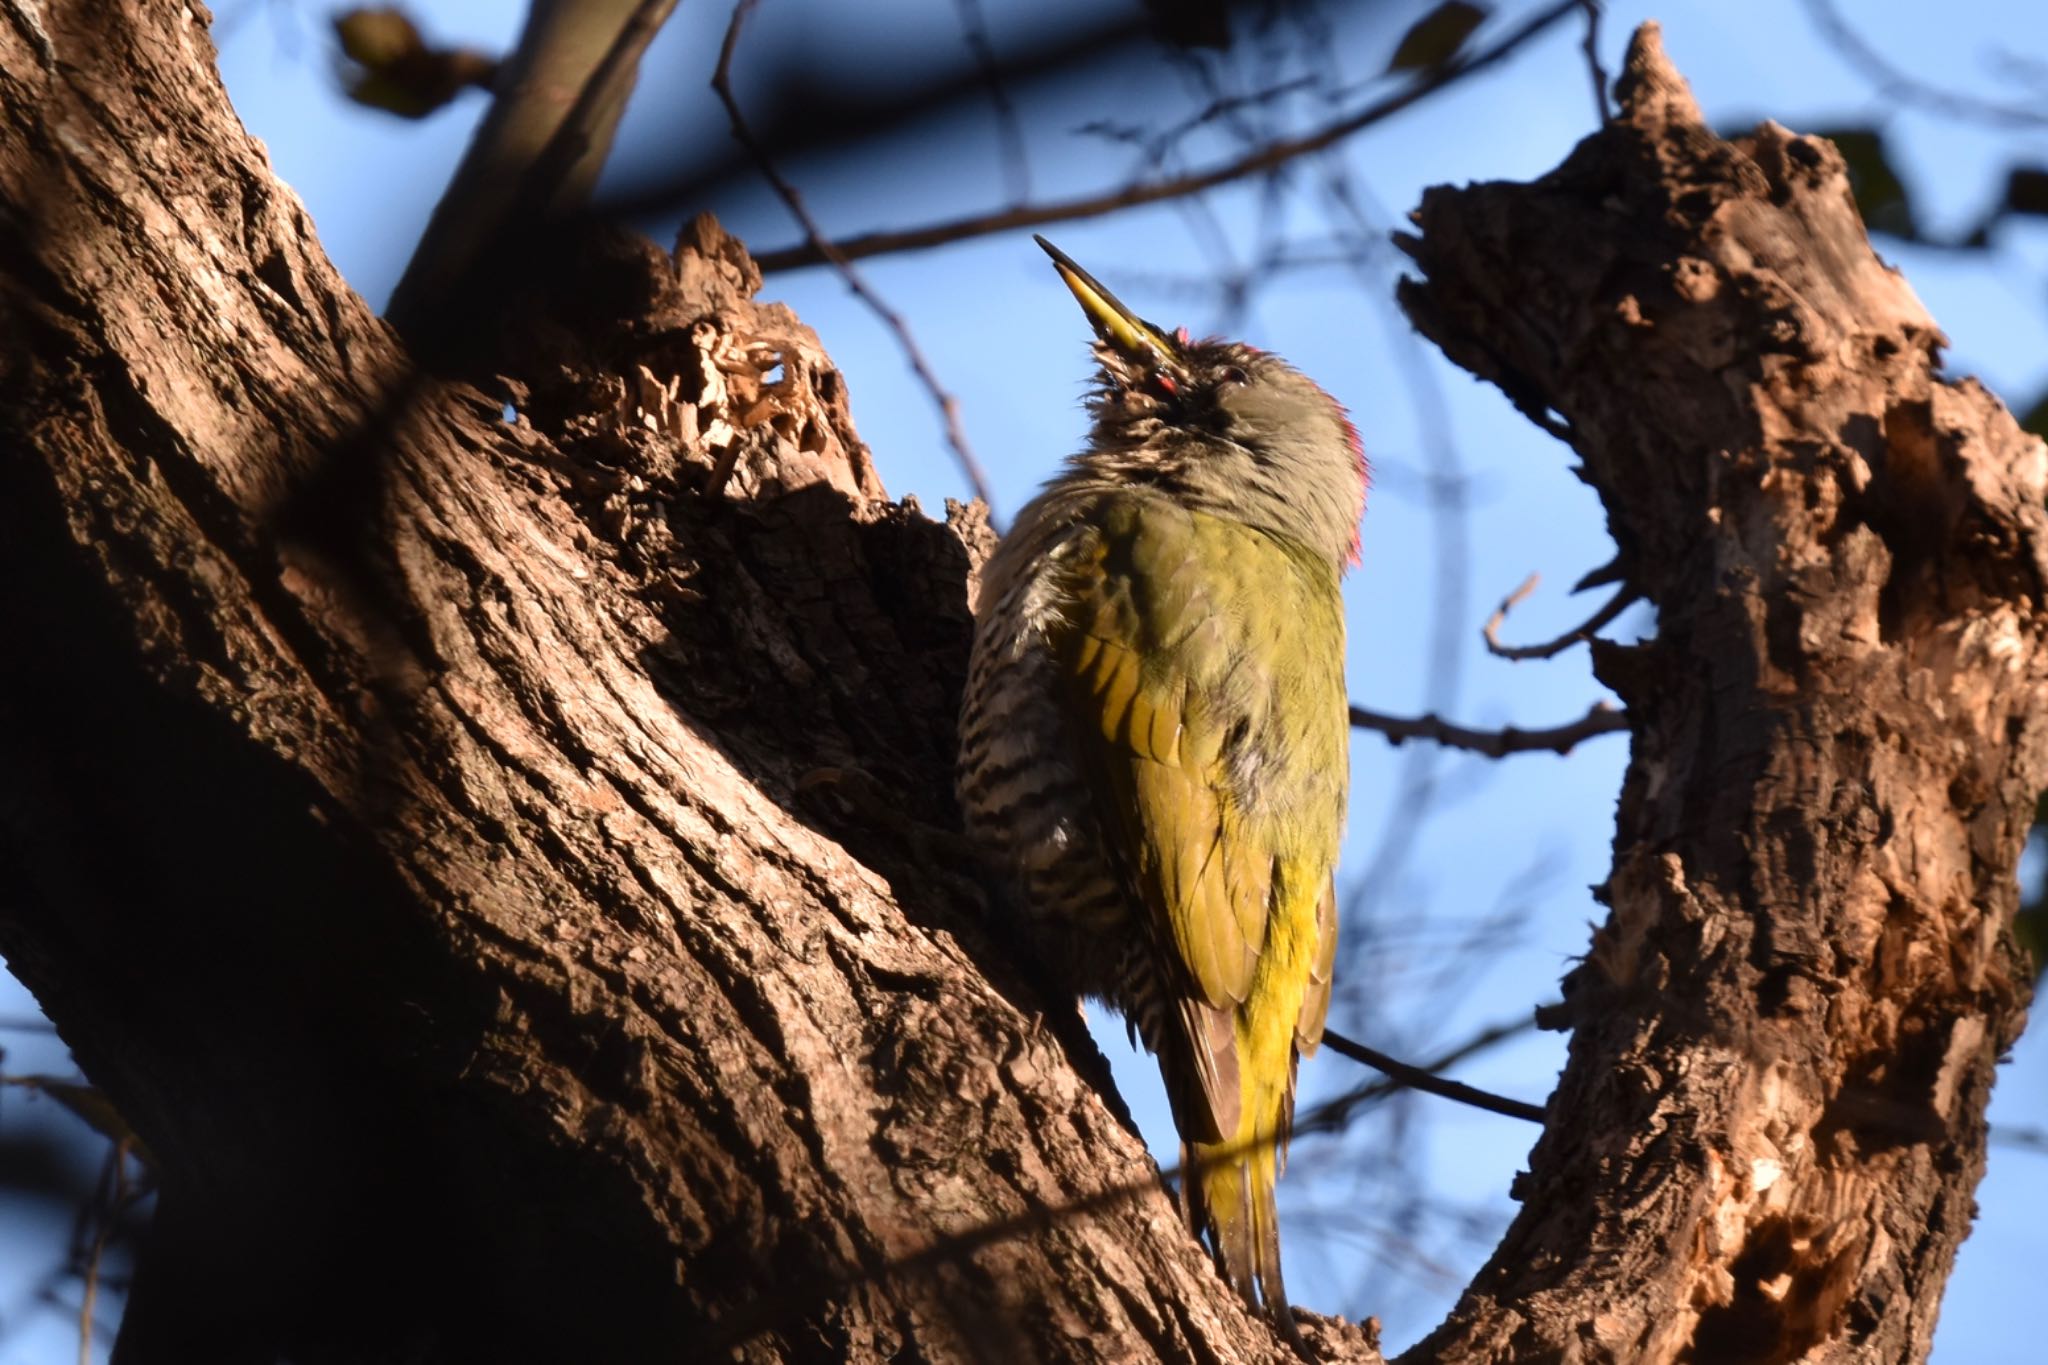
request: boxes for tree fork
[0,4,2041,1364]
[0,3,1340,1360]
[1396,25,2046,1365]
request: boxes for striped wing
[1051,497,1342,1146]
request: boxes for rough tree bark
[0,7,2037,1365]
[1398,26,2046,1365]
[0,3,1336,1362]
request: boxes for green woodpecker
[958,237,1362,1338]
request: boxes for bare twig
[1994,1124,2048,1155]
[1318,168,1475,941]
[1987,45,2048,95]
[755,0,1585,273]
[1320,1027,1545,1124]
[1350,699,1626,757]
[1483,573,1541,647]
[1579,1,1611,122]
[1801,0,2048,128]
[76,1139,135,1365]
[1161,74,1321,155]
[77,1225,101,1365]
[1310,1015,1548,1133]
[1079,75,1325,191]
[1484,572,1638,661]
[952,0,1031,201]
[713,0,998,516]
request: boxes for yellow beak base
[1035,235,1182,370]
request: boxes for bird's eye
[1220,366,1249,387]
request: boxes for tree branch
[1579,0,1611,122]
[714,0,997,516]
[1399,24,2048,1361]
[1483,572,1639,661]
[1305,1014,1544,1138]
[388,0,680,340]
[1319,1027,1546,1124]
[1349,699,1626,757]
[951,0,1030,201]
[753,0,1585,273]
[1993,1124,2048,1155]
[1800,0,2048,128]
[1,4,1374,1358]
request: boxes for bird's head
[1037,236,1369,569]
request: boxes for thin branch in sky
[1985,45,2048,96]
[1349,699,1627,757]
[1079,73,1322,166]
[713,0,998,516]
[952,0,1031,201]
[1994,1124,2048,1155]
[1312,168,1478,965]
[754,0,1586,273]
[1801,0,2048,128]
[1579,1,1612,122]
[1319,1028,1545,1124]
[1308,1014,1547,1137]
[1484,572,1639,661]
[74,1140,140,1365]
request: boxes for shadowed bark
[0,3,1354,1361]
[0,6,2038,1365]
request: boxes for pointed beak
[1035,235,1185,376]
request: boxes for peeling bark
[1397,26,2045,1365]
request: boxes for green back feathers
[1047,493,1345,1158]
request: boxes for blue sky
[5,2,2046,1360]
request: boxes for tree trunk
[0,4,1337,1361]
[1396,26,2044,1365]
[0,7,2037,1365]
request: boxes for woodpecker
[958,237,1363,1342]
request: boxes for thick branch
[1397,24,2047,1365]
[387,0,679,339]
[0,4,1372,1361]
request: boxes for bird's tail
[1187,1097,1301,1350]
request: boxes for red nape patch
[1337,409,1369,567]
[1173,326,1191,346]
